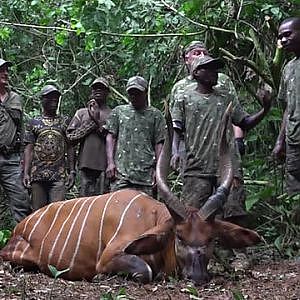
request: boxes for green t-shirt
[105,104,166,186]
[278,57,300,145]
[172,87,247,177]
[169,73,236,109]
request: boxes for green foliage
[100,287,128,300]
[0,229,11,248]
[48,265,70,279]
[0,0,299,255]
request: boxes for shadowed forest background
[0,0,299,257]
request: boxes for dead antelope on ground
[0,104,261,284]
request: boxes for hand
[272,142,285,161]
[106,162,116,180]
[23,173,31,188]
[257,89,272,111]
[65,171,76,190]
[170,153,180,171]
[88,99,100,123]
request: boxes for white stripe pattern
[37,202,67,265]
[20,204,54,261]
[96,190,120,262]
[57,198,91,266]
[12,208,42,260]
[48,199,83,264]
[107,193,143,246]
[69,195,102,270]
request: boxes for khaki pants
[0,153,30,223]
[182,175,246,218]
[31,180,65,211]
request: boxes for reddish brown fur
[0,189,261,282]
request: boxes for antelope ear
[213,220,262,249]
[124,219,174,255]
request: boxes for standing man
[272,17,300,222]
[171,55,271,214]
[23,85,75,210]
[105,76,165,196]
[67,77,111,196]
[0,58,30,223]
[170,41,246,224]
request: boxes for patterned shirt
[24,115,70,182]
[278,57,300,145]
[105,104,166,186]
[172,87,248,177]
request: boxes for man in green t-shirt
[105,76,165,196]
[172,55,271,215]
[272,17,300,222]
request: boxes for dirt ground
[0,252,299,300]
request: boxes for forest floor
[0,247,299,300]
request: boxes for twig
[0,21,205,38]
[160,0,252,41]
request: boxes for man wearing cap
[172,55,271,217]
[0,58,30,223]
[66,77,111,196]
[105,76,165,196]
[170,41,251,225]
[23,85,75,210]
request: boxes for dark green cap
[40,85,61,97]
[91,77,109,89]
[0,59,12,68]
[182,41,206,58]
[191,55,224,73]
[126,76,148,92]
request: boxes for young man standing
[272,17,300,222]
[0,58,30,223]
[23,85,75,210]
[171,55,271,212]
[170,41,247,224]
[105,76,165,196]
[67,78,111,196]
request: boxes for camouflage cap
[191,55,224,73]
[0,59,12,68]
[182,41,206,57]
[40,85,61,97]
[126,76,148,92]
[91,77,109,89]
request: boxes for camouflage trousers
[80,168,109,197]
[110,178,153,197]
[31,180,65,211]
[0,153,30,223]
[286,143,300,195]
[182,175,247,218]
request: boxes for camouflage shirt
[24,115,70,183]
[0,90,22,149]
[172,87,248,177]
[278,57,300,145]
[169,73,236,109]
[105,104,166,186]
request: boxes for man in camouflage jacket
[0,58,30,223]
